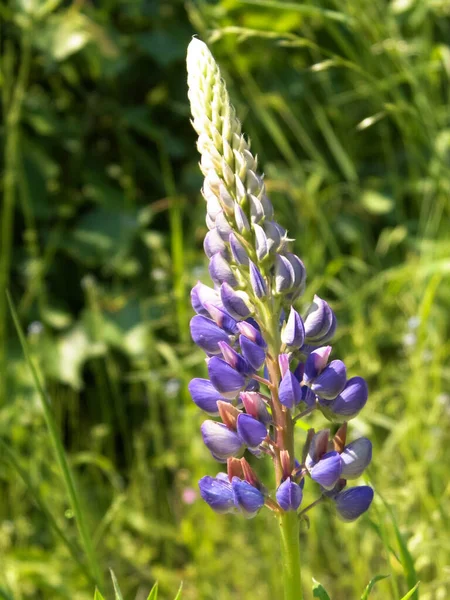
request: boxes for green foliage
[0,0,449,598]
[312,579,331,600]
[361,575,390,600]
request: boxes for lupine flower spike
[187,38,373,598]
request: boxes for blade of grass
[147,582,158,600]
[110,570,124,600]
[0,438,95,586]
[173,582,183,600]
[400,582,420,600]
[6,290,104,590]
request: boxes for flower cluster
[187,39,373,523]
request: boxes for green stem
[7,292,105,590]
[279,510,303,600]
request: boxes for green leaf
[361,574,390,599]
[94,590,106,600]
[312,578,331,600]
[146,582,158,600]
[173,582,183,600]
[110,570,124,600]
[399,582,420,600]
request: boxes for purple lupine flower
[201,421,244,461]
[190,315,231,355]
[231,477,265,518]
[198,475,235,514]
[304,346,332,381]
[340,438,372,479]
[310,360,347,400]
[236,413,267,448]
[279,371,302,409]
[276,478,303,511]
[326,376,368,419]
[188,378,231,415]
[207,356,247,399]
[309,451,343,490]
[240,335,266,370]
[334,486,374,521]
[187,39,374,534]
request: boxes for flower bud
[274,254,294,293]
[231,477,265,518]
[219,183,234,213]
[249,261,268,299]
[260,193,274,219]
[281,308,305,349]
[276,478,303,511]
[220,282,253,320]
[201,420,244,461]
[254,224,269,261]
[227,457,244,480]
[204,228,227,258]
[305,429,330,469]
[215,211,233,240]
[236,413,267,448]
[240,335,266,370]
[285,253,306,295]
[207,357,246,399]
[263,220,282,254]
[249,194,264,223]
[234,203,250,234]
[188,378,230,415]
[217,400,241,430]
[309,451,343,490]
[311,360,347,400]
[229,233,249,266]
[340,438,372,479]
[334,486,374,522]
[278,371,302,409]
[240,392,271,425]
[198,475,235,514]
[190,315,231,355]
[209,253,237,287]
[304,296,336,343]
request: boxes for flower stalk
[186,37,374,598]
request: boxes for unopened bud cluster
[187,39,373,523]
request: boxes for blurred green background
[1,0,449,598]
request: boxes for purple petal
[281,308,305,348]
[276,478,303,511]
[274,255,294,293]
[309,451,343,490]
[220,282,252,320]
[334,486,374,521]
[229,232,249,266]
[209,253,237,287]
[198,475,235,513]
[340,438,372,479]
[304,346,332,381]
[237,321,266,348]
[329,376,368,419]
[201,421,244,461]
[311,360,347,400]
[240,335,265,370]
[231,477,265,518]
[203,302,238,335]
[190,315,230,354]
[188,378,230,415]
[218,342,253,377]
[204,228,227,258]
[240,392,271,425]
[191,281,222,316]
[208,356,246,399]
[253,224,268,261]
[236,413,267,448]
[304,296,336,342]
[249,260,267,299]
[278,371,302,409]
